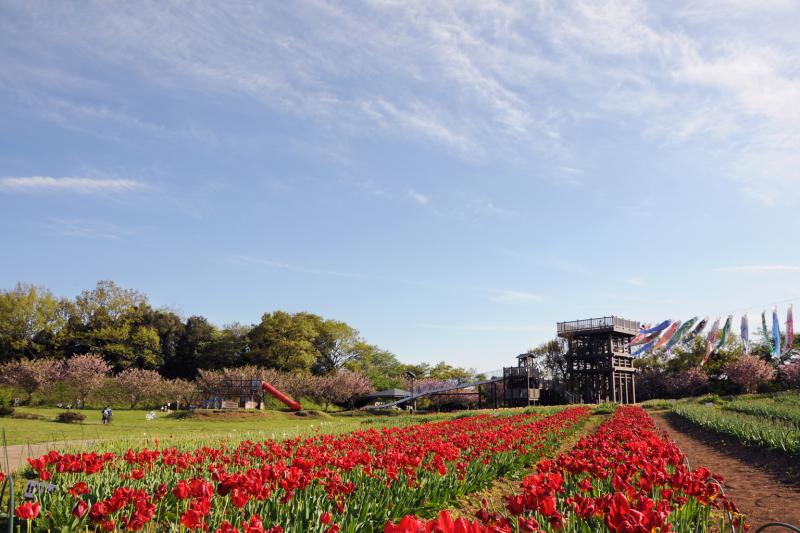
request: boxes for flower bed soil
[650,410,800,530]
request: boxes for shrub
[0,392,13,416]
[10,411,44,420]
[55,411,86,424]
[724,355,775,393]
[781,360,800,389]
[636,369,669,400]
[665,368,709,398]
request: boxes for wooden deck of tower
[557,316,640,404]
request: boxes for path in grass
[2,439,96,473]
[649,410,800,530]
[452,412,608,520]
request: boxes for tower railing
[557,316,639,336]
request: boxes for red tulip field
[5,406,745,532]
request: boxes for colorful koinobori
[628,305,795,366]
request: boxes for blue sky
[1,1,799,372]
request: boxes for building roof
[365,388,411,399]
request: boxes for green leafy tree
[165,316,217,379]
[527,339,568,381]
[198,323,250,370]
[667,334,741,376]
[0,284,69,363]
[427,361,473,381]
[129,326,161,368]
[62,281,159,371]
[137,307,184,369]
[312,319,360,374]
[345,342,406,390]
[246,311,319,372]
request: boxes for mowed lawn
[0,407,372,446]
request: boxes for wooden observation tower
[502,353,541,407]
[557,316,640,404]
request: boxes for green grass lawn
[0,404,562,449]
[0,407,373,447]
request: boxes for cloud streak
[228,254,374,280]
[417,323,552,333]
[714,265,800,273]
[405,188,430,206]
[230,254,545,309]
[43,218,140,240]
[489,290,543,304]
[0,176,145,194]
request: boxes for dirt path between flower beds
[453,413,608,520]
[1,440,97,474]
[649,410,800,531]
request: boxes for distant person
[102,406,112,425]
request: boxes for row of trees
[0,355,377,410]
[195,366,374,410]
[524,331,800,399]
[0,355,193,408]
[0,281,476,390]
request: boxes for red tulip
[72,499,89,518]
[68,481,90,497]
[14,501,40,520]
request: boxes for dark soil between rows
[649,410,800,531]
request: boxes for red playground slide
[262,381,302,411]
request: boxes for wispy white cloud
[714,265,800,273]
[228,254,373,279]
[405,188,430,206]
[44,218,139,240]
[489,289,543,304]
[3,1,799,203]
[231,254,544,309]
[0,176,145,193]
[0,2,562,157]
[417,323,552,333]
[559,166,583,175]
